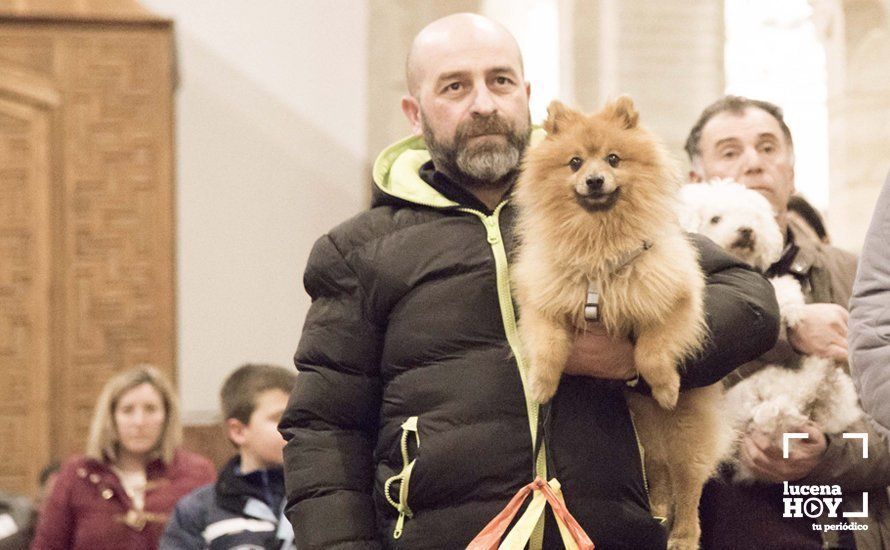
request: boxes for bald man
[280,13,778,549]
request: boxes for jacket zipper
[384,416,420,539]
[627,411,653,509]
[461,203,547,550]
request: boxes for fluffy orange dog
[512,97,726,549]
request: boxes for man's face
[407,34,531,184]
[692,107,795,218]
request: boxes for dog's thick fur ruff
[512,97,726,550]
[678,179,863,482]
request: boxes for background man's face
[415,36,531,183]
[694,107,795,217]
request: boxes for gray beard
[455,140,521,183]
[422,113,530,187]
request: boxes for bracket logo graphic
[781,432,869,520]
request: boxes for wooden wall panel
[0,95,53,495]
[55,25,176,459]
[182,423,233,473]
[0,11,175,494]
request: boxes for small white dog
[678,179,862,482]
[678,178,783,272]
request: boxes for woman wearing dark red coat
[31,365,215,550]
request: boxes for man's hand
[739,422,827,483]
[563,323,637,380]
[788,303,849,361]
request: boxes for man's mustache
[457,115,513,140]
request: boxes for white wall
[139,0,369,420]
[724,0,830,210]
[482,0,562,124]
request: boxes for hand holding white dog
[740,422,827,482]
[563,323,637,380]
[788,303,849,360]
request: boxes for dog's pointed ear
[544,100,577,135]
[604,95,639,129]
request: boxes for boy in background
[160,364,297,549]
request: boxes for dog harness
[584,240,653,323]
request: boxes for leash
[533,402,554,480]
[584,240,652,322]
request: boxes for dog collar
[584,240,653,322]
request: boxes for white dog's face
[679,180,784,271]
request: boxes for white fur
[678,179,784,272]
[724,356,862,482]
[770,274,806,328]
[679,178,864,483]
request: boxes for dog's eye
[606,153,620,168]
[710,215,722,224]
[568,157,583,172]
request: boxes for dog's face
[519,97,676,223]
[679,180,784,271]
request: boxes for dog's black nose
[736,227,755,248]
[586,175,605,192]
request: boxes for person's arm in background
[849,171,890,445]
[801,419,890,491]
[30,461,76,550]
[565,234,780,389]
[278,234,383,550]
[738,418,890,491]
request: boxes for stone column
[819,0,890,251]
[567,0,725,162]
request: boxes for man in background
[687,95,890,549]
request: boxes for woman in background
[31,365,215,550]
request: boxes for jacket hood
[371,129,546,209]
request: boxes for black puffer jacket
[280,135,780,549]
